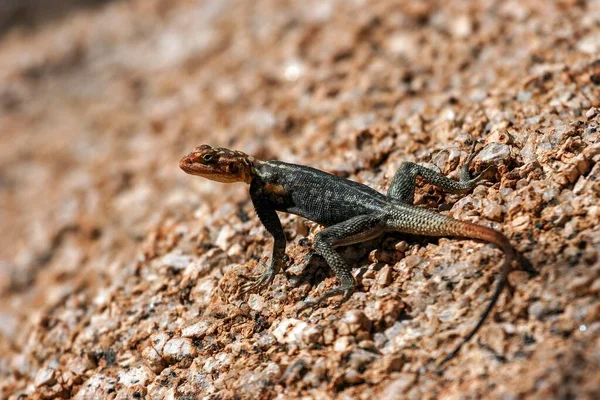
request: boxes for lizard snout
[179,154,195,172]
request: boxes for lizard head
[179,145,254,183]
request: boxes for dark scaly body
[180,144,515,365]
[253,160,389,226]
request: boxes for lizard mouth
[179,155,212,177]
[179,156,196,174]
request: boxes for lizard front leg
[240,181,287,294]
[298,215,384,312]
[387,141,491,203]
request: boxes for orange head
[179,145,254,183]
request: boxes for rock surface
[0,0,599,398]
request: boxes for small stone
[377,265,393,287]
[323,327,336,345]
[381,373,417,398]
[262,362,282,380]
[181,320,211,339]
[162,337,197,366]
[382,355,403,372]
[517,90,532,102]
[215,225,237,251]
[247,294,267,312]
[118,365,154,387]
[586,107,598,119]
[302,325,323,345]
[577,33,600,54]
[567,276,592,296]
[406,114,423,134]
[256,332,276,350]
[162,251,193,270]
[35,367,56,387]
[590,278,600,294]
[333,336,353,352]
[337,310,371,335]
[67,357,95,376]
[369,249,393,263]
[483,203,503,221]
[283,59,305,81]
[511,215,531,231]
[141,346,165,374]
[149,333,170,354]
[183,248,229,278]
[528,301,547,319]
[450,15,472,38]
[203,352,232,373]
[272,318,310,345]
[348,348,378,370]
[477,143,511,164]
[282,361,309,385]
[394,241,408,252]
[74,374,117,399]
[344,370,364,384]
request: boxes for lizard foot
[240,268,275,294]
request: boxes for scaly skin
[180,143,515,365]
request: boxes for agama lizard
[180,143,515,364]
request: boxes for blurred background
[0,0,599,398]
[0,1,116,35]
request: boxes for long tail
[438,220,514,366]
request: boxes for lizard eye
[229,163,238,173]
[203,153,213,162]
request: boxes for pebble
[344,369,364,384]
[381,373,417,398]
[382,355,404,372]
[215,225,237,251]
[377,265,393,287]
[272,318,310,345]
[477,142,511,164]
[35,367,56,387]
[256,332,277,350]
[247,294,267,312]
[511,215,531,231]
[74,374,117,399]
[118,365,154,387]
[483,202,503,221]
[181,320,211,339]
[149,333,170,354]
[161,251,193,270]
[141,345,165,374]
[337,310,371,335]
[333,336,354,352]
[203,352,232,373]
[162,337,197,365]
[4,2,599,400]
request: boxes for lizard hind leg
[387,141,491,204]
[297,215,384,313]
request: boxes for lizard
[179,143,515,364]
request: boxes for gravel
[1,0,599,398]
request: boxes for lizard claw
[240,268,275,294]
